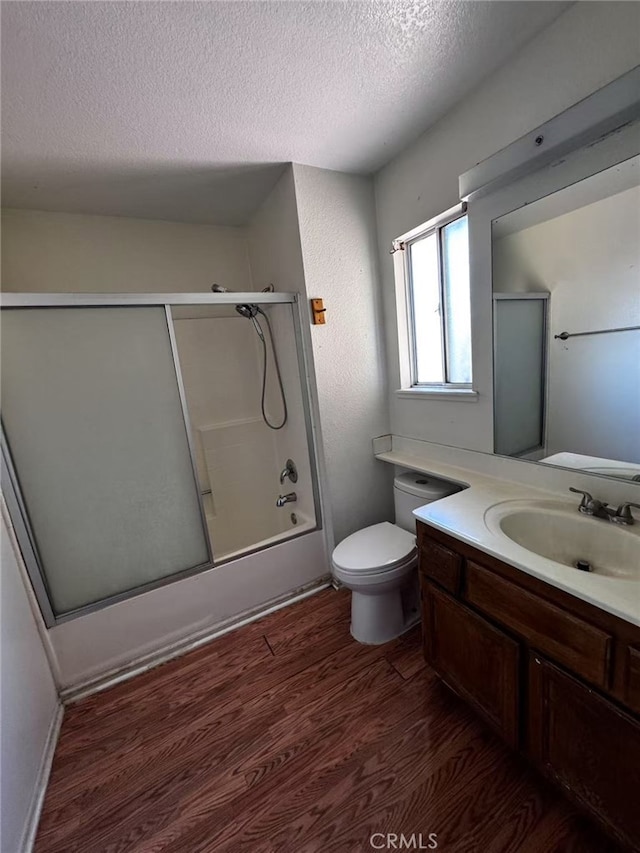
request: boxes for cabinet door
[423,583,520,748]
[626,645,640,714]
[529,654,640,851]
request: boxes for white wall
[494,185,640,463]
[1,512,59,853]
[374,1,640,448]
[293,164,394,544]
[1,209,251,293]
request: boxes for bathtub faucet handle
[279,459,298,484]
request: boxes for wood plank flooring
[35,588,620,852]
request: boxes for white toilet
[332,472,462,644]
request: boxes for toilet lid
[332,522,417,572]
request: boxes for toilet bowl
[332,472,462,644]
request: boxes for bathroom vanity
[417,521,640,851]
[379,70,640,851]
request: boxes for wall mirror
[491,154,640,482]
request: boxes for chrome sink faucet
[569,488,640,526]
[569,487,612,520]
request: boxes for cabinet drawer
[418,536,462,595]
[626,646,640,714]
[465,561,612,688]
[423,583,520,748]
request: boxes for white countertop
[376,449,640,627]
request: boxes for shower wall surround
[173,306,317,559]
[173,313,282,555]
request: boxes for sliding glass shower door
[1,306,212,621]
[1,291,320,628]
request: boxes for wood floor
[35,588,620,853]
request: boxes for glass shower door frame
[0,291,311,628]
[492,292,550,457]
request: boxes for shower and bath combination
[211,284,288,430]
[2,290,318,631]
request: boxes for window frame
[394,202,473,393]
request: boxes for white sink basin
[485,499,640,580]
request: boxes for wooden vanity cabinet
[417,521,640,851]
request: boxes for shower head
[210,285,264,325]
[235,303,264,341]
[235,303,259,319]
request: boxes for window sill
[395,387,479,402]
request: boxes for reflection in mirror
[492,155,640,483]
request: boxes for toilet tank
[393,471,462,533]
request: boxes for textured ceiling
[1,1,569,224]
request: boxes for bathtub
[207,511,316,563]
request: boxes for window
[395,206,472,390]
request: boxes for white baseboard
[62,576,332,705]
[20,702,64,853]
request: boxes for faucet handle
[279,458,298,485]
[613,502,640,525]
[569,487,594,511]
[569,487,608,515]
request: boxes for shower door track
[0,292,297,307]
[0,291,323,628]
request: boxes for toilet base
[349,574,420,645]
